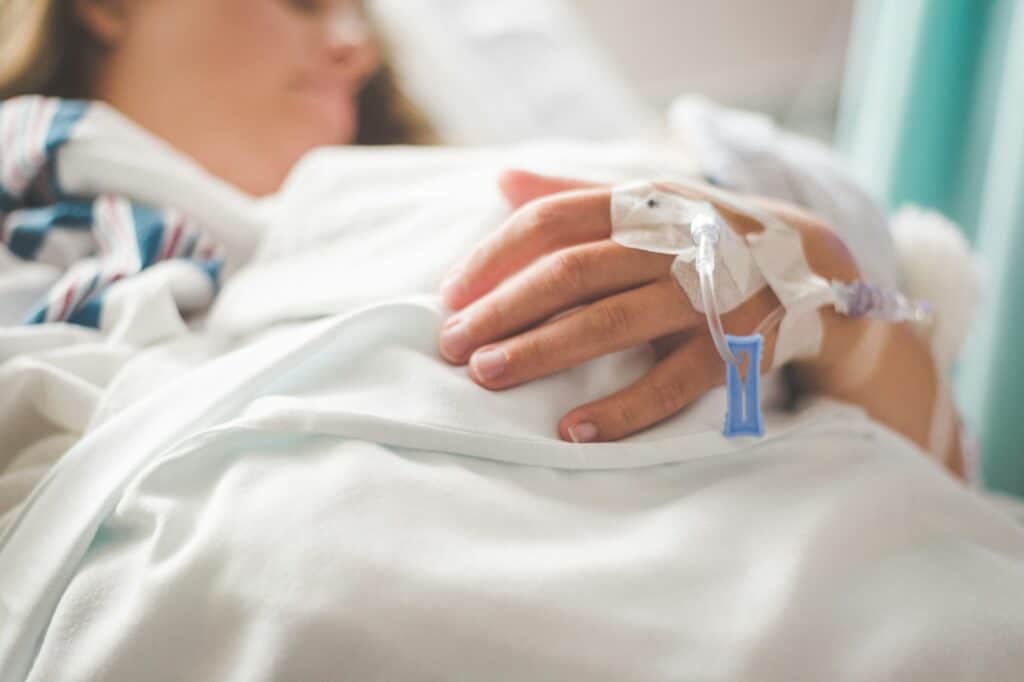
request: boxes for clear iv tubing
[667,175,787,369]
[689,210,934,368]
[691,213,740,366]
[678,177,933,370]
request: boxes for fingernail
[440,268,463,302]
[568,422,598,443]
[443,314,462,331]
[471,347,507,381]
[440,323,472,360]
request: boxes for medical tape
[610,179,942,443]
[610,179,834,369]
[611,180,765,317]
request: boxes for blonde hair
[0,0,432,144]
[0,0,85,99]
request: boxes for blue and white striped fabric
[0,96,223,328]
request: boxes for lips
[292,74,353,117]
[289,74,357,143]
[294,73,351,97]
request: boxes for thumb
[498,169,601,209]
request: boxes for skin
[440,171,965,477]
[76,0,378,196]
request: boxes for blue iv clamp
[723,334,765,438]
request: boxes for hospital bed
[2,1,1023,680]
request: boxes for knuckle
[811,224,847,256]
[547,249,591,292]
[521,199,562,243]
[650,379,687,417]
[528,197,563,226]
[470,310,500,340]
[612,400,643,432]
[510,335,544,373]
[468,298,511,339]
[803,223,860,280]
[586,300,633,339]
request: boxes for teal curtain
[838,0,1024,495]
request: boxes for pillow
[370,0,658,144]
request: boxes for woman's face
[88,0,379,195]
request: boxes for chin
[266,126,350,188]
[294,120,356,160]
[296,92,359,147]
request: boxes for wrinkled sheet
[2,144,1024,681]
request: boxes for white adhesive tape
[610,180,765,315]
[610,178,837,367]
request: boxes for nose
[322,5,376,79]
[324,5,371,54]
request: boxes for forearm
[761,200,967,478]
[794,317,965,478]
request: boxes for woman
[0,0,430,193]
[0,0,964,476]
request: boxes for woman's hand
[437,170,864,444]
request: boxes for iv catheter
[691,212,739,366]
[609,177,935,440]
[688,211,765,437]
[686,206,934,439]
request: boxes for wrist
[793,312,891,396]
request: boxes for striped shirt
[0,96,223,327]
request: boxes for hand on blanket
[437,170,861,443]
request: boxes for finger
[498,169,602,209]
[559,335,724,443]
[440,241,673,363]
[465,281,698,389]
[442,188,612,310]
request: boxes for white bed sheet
[2,143,1024,681]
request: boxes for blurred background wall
[571,0,856,140]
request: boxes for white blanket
[2,143,1024,681]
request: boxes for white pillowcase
[370,0,658,144]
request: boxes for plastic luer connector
[831,280,935,326]
[723,334,765,438]
[691,212,740,366]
